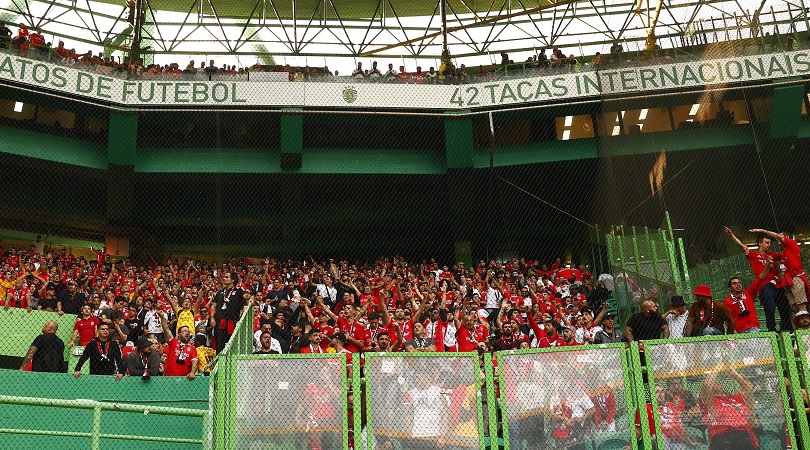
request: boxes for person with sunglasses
[73,322,124,380]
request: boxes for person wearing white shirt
[662,295,688,338]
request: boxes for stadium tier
[2,2,810,448]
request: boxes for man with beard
[624,300,669,342]
[685,285,735,336]
[210,271,251,352]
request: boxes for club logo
[342,86,358,103]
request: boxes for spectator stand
[635,333,796,450]
[362,352,486,450]
[494,343,637,450]
[784,330,810,447]
[604,212,688,322]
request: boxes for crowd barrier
[209,331,808,450]
[2,319,809,450]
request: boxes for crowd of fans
[0,20,707,85]
[9,226,809,381]
[4,226,808,450]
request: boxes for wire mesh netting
[645,336,792,450]
[364,354,483,450]
[233,355,348,450]
[497,346,633,450]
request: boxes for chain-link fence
[642,334,794,450]
[496,345,635,450]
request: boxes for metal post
[91,404,102,450]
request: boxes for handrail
[0,394,206,450]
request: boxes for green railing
[0,395,206,450]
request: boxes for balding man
[624,300,669,342]
[21,320,65,372]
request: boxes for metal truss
[0,0,808,61]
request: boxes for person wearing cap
[794,310,810,331]
[624,300,669,342]
[725,227,792,332]
[328,331,353,365]
[750,229,809,313]
[560,324,580,346]
[594,312,623,344]
[662,296,688,339]
[36,284,60,313]
[125,336,160,377]
[723,258,774,334]
[685,285,735,337]
[73,322,124,380]
[58,277,86,315]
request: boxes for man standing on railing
[210,271,250,352]
[750,228,809,314]
[724,227,792,332]
[73,322,124,380]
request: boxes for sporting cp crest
[342,86,358,103]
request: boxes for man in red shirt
[723,258,772,333]
[68,304,100,348]
[159,311,197,380]
[537,319,566,348]
[725,227,791,331]
[699,366,758,450]
[751,229,809,312]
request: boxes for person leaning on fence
[685,285,735,336]
[624,300,669,342]
[20,320,65,373]
[209,271,250,352]
[73,322,124,380]
[125,336,160,378]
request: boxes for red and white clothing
[745,250,782,286]
[74,316,101,346]
[700,393,758,447]
[456,326,478,352]
[537,335,566,348]
[337,317,366,353]
[390,319,413,341]
[5,286,30,308]
[724,277,767,333]
[163,337,198,376]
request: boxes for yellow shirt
[196,345,216,373]
[0,279,14,300]
[176,308,195,334]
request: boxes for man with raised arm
[724,227,792,331]
[160,311,198,380]
[750,228,809,313]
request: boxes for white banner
[0,51,805,109]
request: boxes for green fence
[0,369,208,450]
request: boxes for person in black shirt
[210,271,251,352]
[623,300,669,342]
[58,280,86,315]
[0,22,11,47]
[74,322,124,380]
[37,285,60,313]
[20,320,65,373]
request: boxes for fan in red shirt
[536,319,566,348]
[723,258,772,333]
[159,311,198,379]
[69,304,101,348]
[699,366,758,450]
